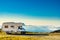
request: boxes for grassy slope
[0,30,60,40]
[0,35,60,40]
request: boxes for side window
[18,26,22,29]
[11,26,14,28]
[5,25,8,28]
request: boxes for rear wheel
[6,32,11,34]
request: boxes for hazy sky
[0,0,60,26]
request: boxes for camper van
[2,22,26,34]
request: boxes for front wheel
[21,31,26,35]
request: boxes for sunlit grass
[0,30,60,40]
[0,35,60,40]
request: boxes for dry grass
[0,34,60,40]
[0,30,60,40]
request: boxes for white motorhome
[2,22,26,34]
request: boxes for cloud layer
[23,25,60,32]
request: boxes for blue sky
[0,0,60,18]
[0,0,60,26]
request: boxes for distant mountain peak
[51,30,60,33]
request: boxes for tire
[21,31,26,35]
[6,32,11,34]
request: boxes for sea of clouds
[23,25,60,32]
